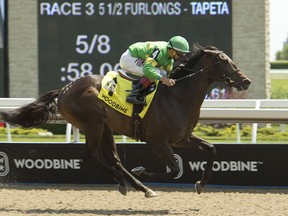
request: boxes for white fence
[1,98,288,143]
[201,99,288,123]
[201,99,288,143]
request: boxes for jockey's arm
[142,58,175,87]
[142,57,162,81]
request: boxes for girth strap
[131,104,144,141]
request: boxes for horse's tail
[0,89,60,128]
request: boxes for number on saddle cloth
[108,77,117,96]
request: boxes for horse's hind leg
[100,125,157,198]
[82,125,127,196]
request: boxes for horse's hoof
[131,166,146,176]
[145,188,157,198]
[195,181,203,194]
[117,184,127,196]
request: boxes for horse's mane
[185,43,205,65]
[170,43,219,79]
[185,43,219,65]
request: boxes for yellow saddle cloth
[98,71,158,118]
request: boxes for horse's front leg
[175,134,216,194]
[100,125,157,198]
[132,141,181,181]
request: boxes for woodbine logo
[14,158,81,170]
[189,160,263,172]
[0,152,10,176]
[165,154,262,180]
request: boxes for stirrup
[126,96,147,105]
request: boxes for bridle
[211,51,241,86]
[174,50,240,86]
[174,61,220,83]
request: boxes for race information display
[38,0,232,93]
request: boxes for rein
[174,61,220,83]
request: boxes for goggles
[169,41,186,57]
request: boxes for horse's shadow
[0,208,170,215]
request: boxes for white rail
[200,99,288,123]
[1,98,288,143]
[200,99,288,143]
[0,98,75,143]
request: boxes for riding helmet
[167,36,190,53]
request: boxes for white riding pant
[119,49,167,77]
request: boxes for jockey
[119,36,190,105]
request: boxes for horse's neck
[178,75,211,105]
[181,56,215,105]
[163,75,212,133]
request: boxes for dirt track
[0,184,287,216]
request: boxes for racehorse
[0,43,251,198]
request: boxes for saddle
[118,69,157,141]
[118,69,139,82]
[98,70,158,141]
[119,69,156,96]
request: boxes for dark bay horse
[0,43,251,197]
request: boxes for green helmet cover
[167,36,190,53]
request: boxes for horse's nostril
[243,79,251,86]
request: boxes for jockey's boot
[126,77,151,105]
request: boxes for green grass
[0,134,138,143]
[271,79,288,99]
[1,134,287,144]
[1,124,287,144]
